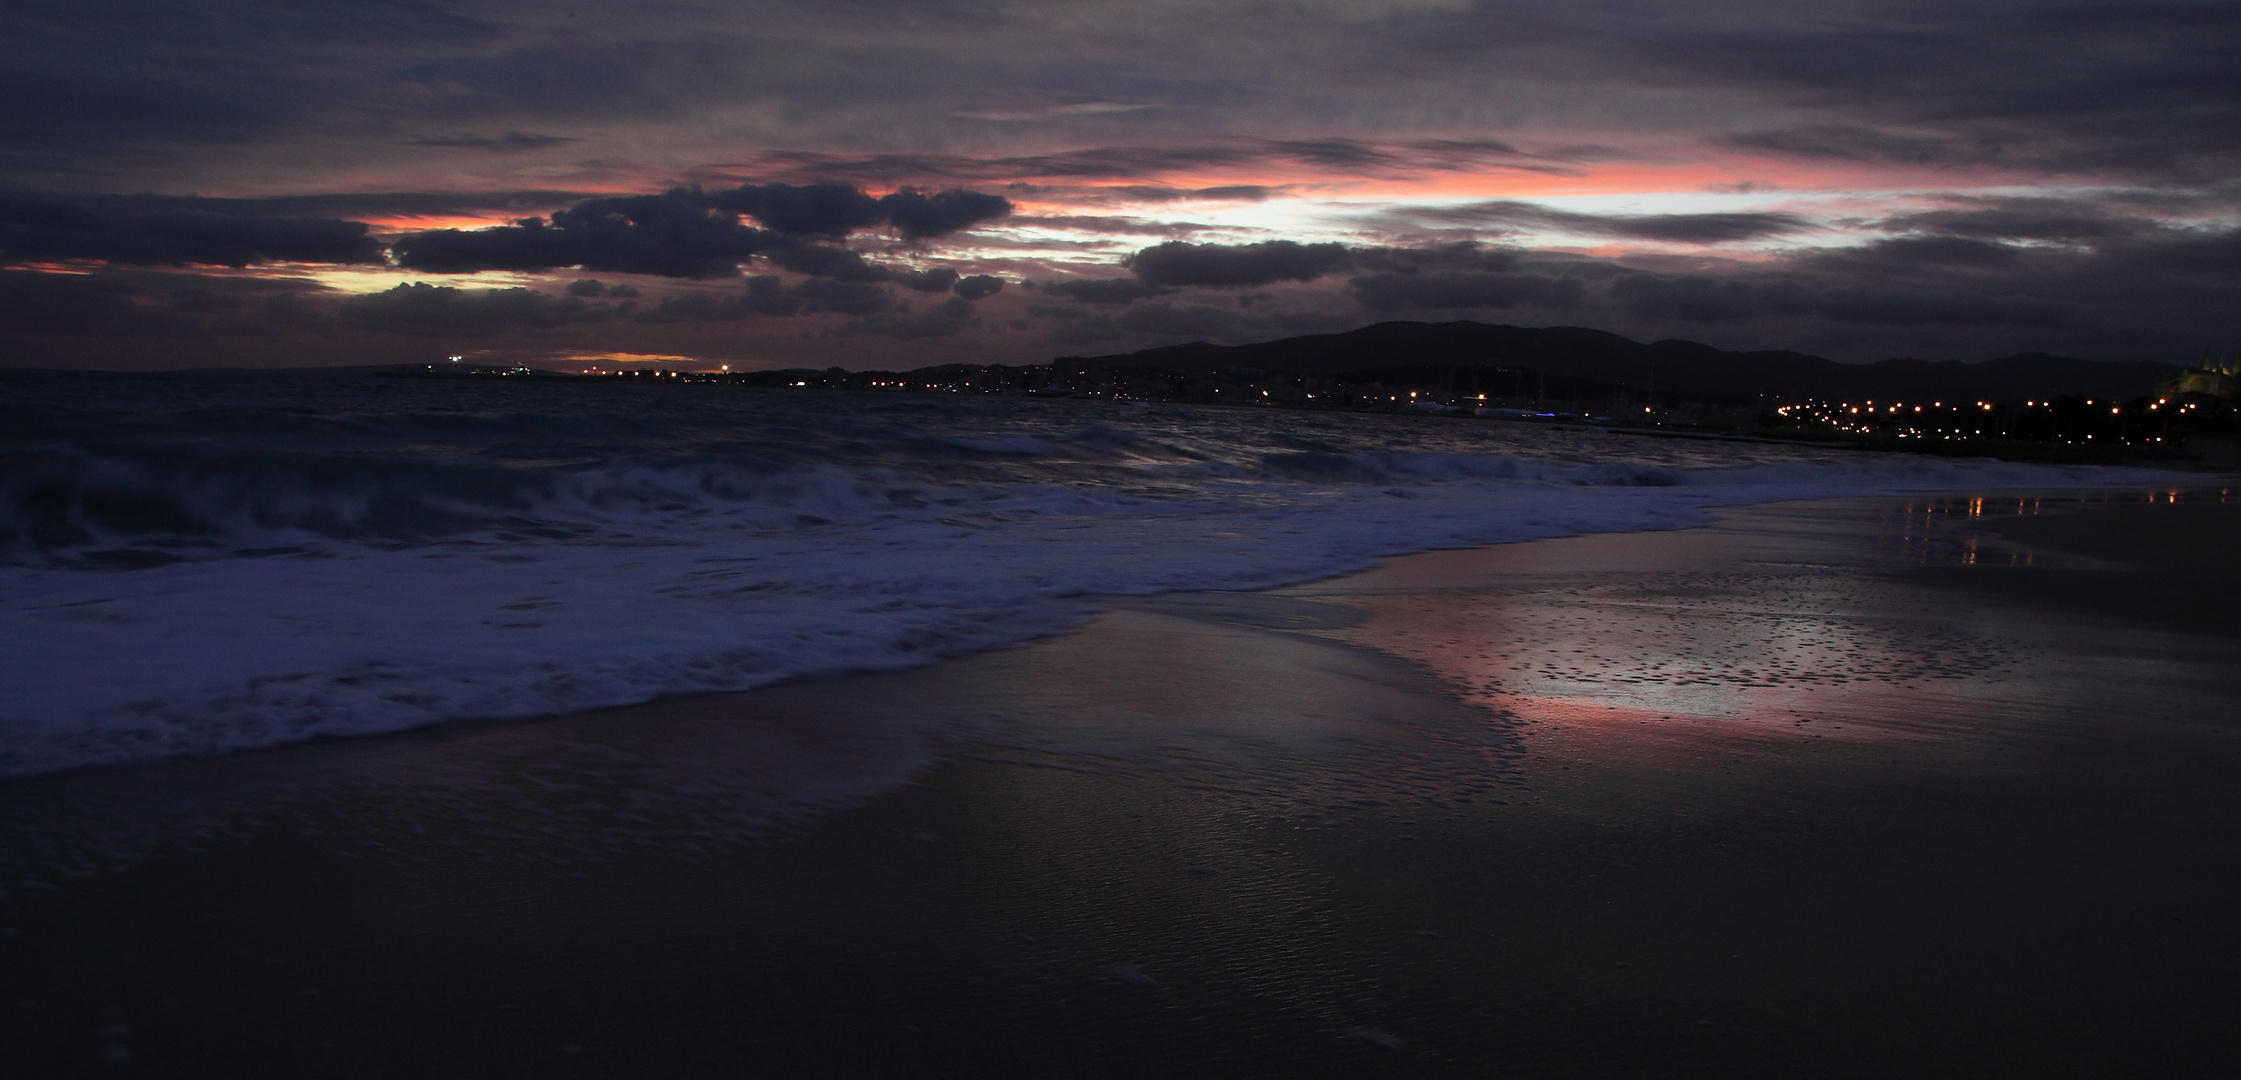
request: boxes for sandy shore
[2,488,2236,1077]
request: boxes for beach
[2,488,2236,1077]
[11,2,2241,1075]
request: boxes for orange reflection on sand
[1495,678,1947,747]
[1295,509,2052,757]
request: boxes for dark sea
[0,369,2151,779]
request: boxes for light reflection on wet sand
[1288,495,2235,766]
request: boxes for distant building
[2159,351,2239,399]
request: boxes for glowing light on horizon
[552,351,702,365]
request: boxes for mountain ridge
[1061,321,2180,405]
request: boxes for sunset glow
[3,1,2235,371]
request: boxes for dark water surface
[1,370,2155,778]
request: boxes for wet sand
[2,489,2237,1077]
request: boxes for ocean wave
[0,446,966,564]
[0,373,2185,778]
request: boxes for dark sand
[3,489,2237,1077]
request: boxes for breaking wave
[0,370,2168,777]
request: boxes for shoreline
[3,488,2237,1076]
[0,483,2221,809]
[0,482,2217,790]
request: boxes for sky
[2,0,2236,371]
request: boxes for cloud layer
[388,184,1013,278]
[2,2,2236,368]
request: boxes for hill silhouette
[1063,322,2177,405]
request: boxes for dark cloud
[2130,227,2241,276]
[1347,243,1523,276]
[896,267,961,293]
[749,145,1259,184]
[167,285,251,313]
[1191,185,1275,201]
[389,49,667,121]
[763,243,892,282]
[257,291,332,330]
[1808,236,2026,274]
[1812,286,2066,327]
[741,139,1595,188]
[877,188,1013,239]
[629,292,750,323]
[15,1,2240,205]
[1874,199,2156,243]
[1028,294,1355,350]
[1335,232,2102,334]
[0,0,500,179]
[390,190,774,278]
[1348,271,1585,312]
[613,276,949,323]
[741,275,801,316]
[0,270,182,334]
[1268,139,1400,171]
[386,183,1007,278]
[10,2,2240,368]
[1125,240,1352,287]
[846,295,978,340]
[0,66,277,153]
[789,279,896,316]
[710,183,1009,238]
[1606,270,2068,328]
[1407,138,1526,158]
[1325,217,2241,359]
[0,268,362,340]
[5,0,497,53]
[1553,210,1810,246]
[0,191,586,244]
[1714,125,1983,167]
[409,132,580,152]
[565,279,608,297]
[951,274,1003,301]
[1240,137,1602,177]
[1404,139,1611,175]
[1607,274,1810,324]
[1388,200,1813,244]
[336,282,605,336]
[1038,277,1171,305]
[629,277,803,320]
[1003,213,1213,238]
[1113,302,1241,339]
[1034,311,1121,346]
[0,195,383,267]
[148,191,586,221]
[1661,6,2241,181]
[714,183,884,236]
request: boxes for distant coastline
[41,318,2226,467]
[376,320,2236,467]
